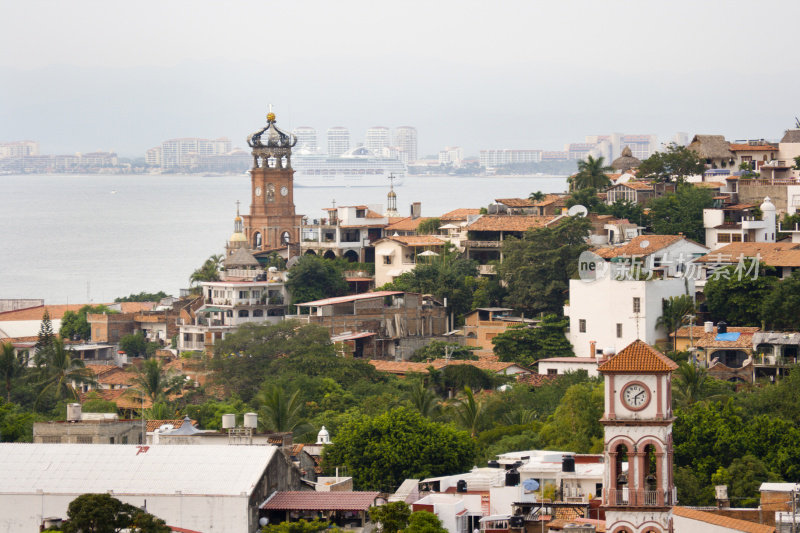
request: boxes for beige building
[373,235,449,286]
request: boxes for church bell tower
[598,340,678,533]
[242,110,304,254]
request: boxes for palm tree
[256,386,310,434]
[451,386,483,438]
[0,342,27,402]
[128,358,183,405]
[571,155,613,191]
[36,339,95,409]
[528,191,546,202]
[189,254,223,285]
[656,295,695,351]
[407,380,439,418]
[673,362,708,408]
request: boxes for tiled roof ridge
[597,339,678,373]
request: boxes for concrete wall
[738,183,788,213]
[33,421,142,445]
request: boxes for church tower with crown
[241,109,304,255]
[598,340,678,533]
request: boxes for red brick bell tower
[242,110,304,254]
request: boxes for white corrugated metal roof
[0,443,277,497]
[760,482,800,492]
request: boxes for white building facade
[565,276,693,358]
[326,127,350,156]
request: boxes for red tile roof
[467,215,558,232]
[515,373,559,387]
[0,302,155,321]
[672,506,775,533]
[386,235,448,247]
[440,208,481,221]
[597,340,678,374]
[695,329,757,349]
[495,198,535,207]
[696,243,800,267]
[592,235,687,259]
[369,359,527,375]
[385,217,432,231]
[261,491,381,511]
[729,144,777,152]
[146,418,197,433]
[615,181,654,190]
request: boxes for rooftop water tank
[243,412,258,429]
[67,403,81,422]
[222,413,236,429]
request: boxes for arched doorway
[343,250,359,262]
[304,250,317,255]
[253,232,262,249]
[323,250,336,260]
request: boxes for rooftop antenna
[795,116,800,129]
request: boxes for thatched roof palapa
[611,146,642,172]
[688,135,734,160]
[780,129,800,143]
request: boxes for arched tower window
[254,232,262,249]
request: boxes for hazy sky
[2,0,799,158]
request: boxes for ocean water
[1,173,568,303]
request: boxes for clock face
[255,186,262,197]
[280,186,288,197]
[622,383,649,410]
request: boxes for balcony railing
[606,488,674,507]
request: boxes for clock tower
[242,110,304,254]
[597,340,678,533]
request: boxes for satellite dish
[567,205,588,217]
[522,479,540,491]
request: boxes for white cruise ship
[292,146,406,187]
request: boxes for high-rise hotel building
[365,127,391,154]
[153,138,232,169]
[326,127,350,157]
[394,126,417,163]
[293,127,318,152]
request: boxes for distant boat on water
[292,146,406,187]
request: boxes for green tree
[492,316,573,367]
[417,218,442,235]
[81,391,118,413]
[255,386,310,433]
[323,407,478,491]
[114,291,169,302]
[35,308,56,366]
[0,400,35,442]
[498,216,592,315]
[656,295,695,351]
[761,271,800,330]
[409,341,478,362]
[565,187,604,212]
[59,304,116,341]
[406,380,440,418]
[382,243,478,321]
[647,184,714,242]
[262,519,334,533]
[672,363,709,409]
[286,254,348,306]
[128,358,183,405]
[190,254,223,285]
[451,386,484,437]
[369,501,411,533]
[405,511,448,533]
[528,191,546,202]
[62,493,170,533]
[538,382,603,453]
[605,199,650,227]
[119,332,158,358]
[637,143,706,183]
[0,342,27,402]
[569,155,613,191]
[704,261,778,325]
[711,455,780,507]
[37,339,95,409]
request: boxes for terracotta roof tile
[515,373,559,387]
[261,491,380,511]
[592,235,685,259]
[533,194,566,207]
[495,198,535,207]
[146,418,197,432]
[385,217,432,231]
[365,209,385,219]
[80,389,152,409]
[83,364,120,377]
[696,243,800,267]
[0,304,88,321]
[387,235,449,247]
[597,340,678,374]
[672,506,775,533]
[467,215,558,232]
[614,181,653,190]
[369,359,526,375]
[98,370,136,386]
[440,208,481,221]
[695,328,757,349]
[729,143,777,152]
